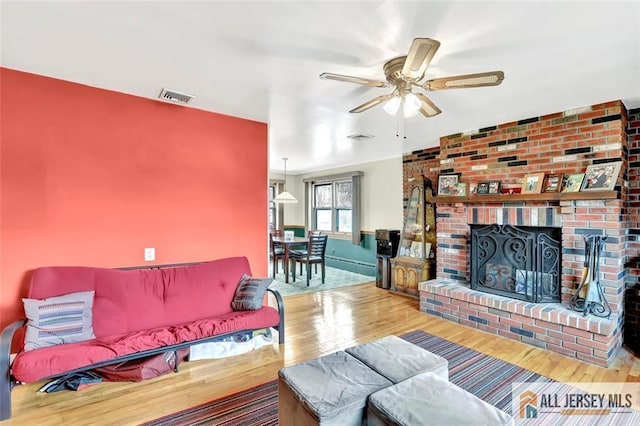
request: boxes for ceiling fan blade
[401,38,441,81]
[349,94,394,113]
[423,71,505,90]
[320,72,388,88]
[415,93,442,117]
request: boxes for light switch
[144,247,155,261]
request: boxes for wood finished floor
[6,282,640,425]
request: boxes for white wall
[273,157,404,232]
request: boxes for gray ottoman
[368,372,514,426]
[278,351,392,426]
[345,335,449,382]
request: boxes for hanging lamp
[273,157,298,203]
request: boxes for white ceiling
[2,1,639,174]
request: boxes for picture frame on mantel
[476,181,490,195]
[581,161,622,192]
[469,182,478,194]
[437,173,461,196]
[522,172,545,194]
[454,182,467,196]
[543,173,563,192]
[488,180,501,194]
[561,173,585,193]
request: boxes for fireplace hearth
[470,224,561,303]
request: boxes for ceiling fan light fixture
[383,96,402,115]
[403,93,421,117]
[321,38,504,118]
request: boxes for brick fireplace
[406,100,630,367]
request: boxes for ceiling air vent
[347,133,374,141]
[158,88,194,105]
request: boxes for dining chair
[290,234,328,286]
[269,230,285,278]
[293,230,323,273]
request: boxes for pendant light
[273,157,298,203]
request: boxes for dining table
[272,236,308,283]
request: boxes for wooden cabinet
[391,256,435,297]
[391,176,436,298]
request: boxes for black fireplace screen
[470,224,561,303]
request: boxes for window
[268,185,276,231]
[335,181,353,232]
[304,171,362,245]
[313,180,353,233]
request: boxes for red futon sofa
[0,256,284,421]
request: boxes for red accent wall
[0,68,268,339]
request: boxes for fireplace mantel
[435,190,618,204]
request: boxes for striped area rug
[142,330,629,425]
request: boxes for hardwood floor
[6,282,640,425]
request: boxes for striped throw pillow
[231,274,272,311]
[23,291,95,351]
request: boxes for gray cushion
[23,290,96,351]
[278,351,392,422]
[345,335,448,383]
[230,274,272,311]
[368,372,514,426]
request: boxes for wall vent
[158,88,194,105]
[346,133,374,141]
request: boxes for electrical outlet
[144,247,155,262]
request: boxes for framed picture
[476,181,490,195]
[543,173,563,192]
[488,180,501,194]
[522,172,545,194]
[469,182,478,194]
[437,173,461,196]
[561,173,585,193]
[454,182,467,196]
[581,161,622,191]
[410,241,423,258]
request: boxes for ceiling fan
[320,38,504,118]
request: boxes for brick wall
[438,100,625,184]
[411,100,630,366]
[625,107,640,352]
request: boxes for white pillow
[22,290,96,351]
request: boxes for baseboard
[325,256,375,276]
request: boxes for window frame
[304,171,362,245]
[268,181,285,231]
[312,180,352,234]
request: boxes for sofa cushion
[22,291,96,351]
[12,306,281,383]
[231,274,272,311]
